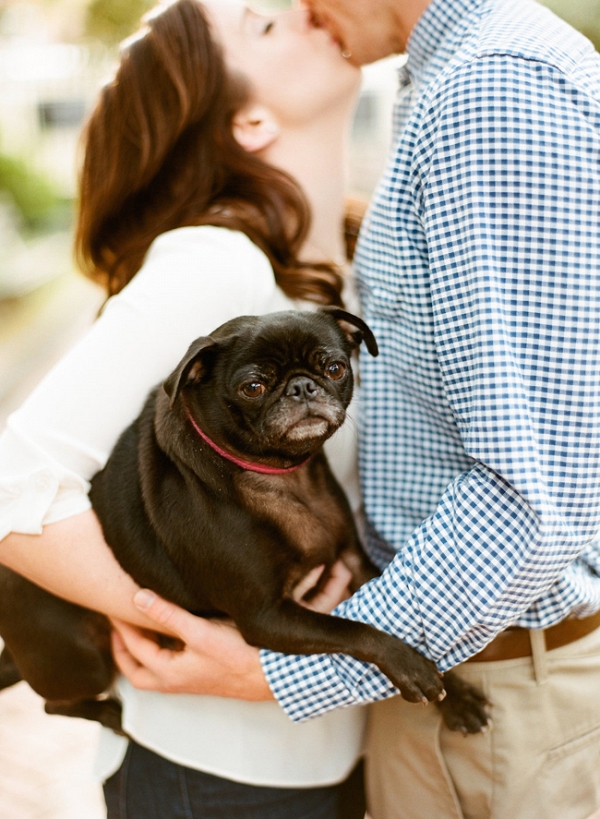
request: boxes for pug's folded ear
[320,307,379,357]
[163,336,219,409]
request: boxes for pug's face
[164,310,377,463]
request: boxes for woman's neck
[262,111,353,267]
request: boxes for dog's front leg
[238,598,444,704]
[327,542,490,733]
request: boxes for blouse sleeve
[0,227,277,539]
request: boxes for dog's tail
[0,646,22,691]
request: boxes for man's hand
[292,560,353,611]
[111,560,352,698]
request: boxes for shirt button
[35,476,50,492]
[397,64,411,89]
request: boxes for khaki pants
[366,626,600,819]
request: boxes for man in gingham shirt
[264,0,600,816]
[118,0,600,815]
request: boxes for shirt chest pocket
[357,245,435,353]
[355,191,429,317]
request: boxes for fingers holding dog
[292,560,353,613]
[111,596,274,700]
[304,560,353,613]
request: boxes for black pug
[0,309,488,734]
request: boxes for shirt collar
[406,0,484,83]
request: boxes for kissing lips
[307,8,346,54]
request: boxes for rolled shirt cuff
[260,648,399,722]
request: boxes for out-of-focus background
[0,0,598,816]
[1,0,598,413]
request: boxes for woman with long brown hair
[0,1,366,816]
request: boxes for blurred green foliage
[255,0,292,6]
[0,152,64,230]
[77,0,599,53]
[540,0,600,51]
[84,0,154,45]
[83,0,292,45]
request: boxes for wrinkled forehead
[216,319,338,372]
[247,319,345,364]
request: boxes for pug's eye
[326,362,346,381]
[241,381,266,398]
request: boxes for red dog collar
[185,408,310,475]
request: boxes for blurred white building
[350,55,405,196]
[0,3,111,196]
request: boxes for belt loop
[529,629,548,685]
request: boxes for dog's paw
[435,671,491,734]
[380,641,445,704]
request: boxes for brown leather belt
[466,609,600,663]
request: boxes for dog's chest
[237,467,352,561]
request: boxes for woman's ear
[232,104,280,153]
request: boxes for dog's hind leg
[45,697,125,735]
[0,646,22,690]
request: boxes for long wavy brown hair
[75,0,346,305]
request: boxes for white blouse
[0,226,365,787]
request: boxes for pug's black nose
[286,376,319,401]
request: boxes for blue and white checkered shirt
[261,0,600,721]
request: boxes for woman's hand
[111,592,273,700]
[111,559,353,697]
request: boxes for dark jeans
[103,740,366,819]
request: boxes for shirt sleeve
[261,55,600,720]
[0,226,276,539]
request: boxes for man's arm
[260,54,600,720]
